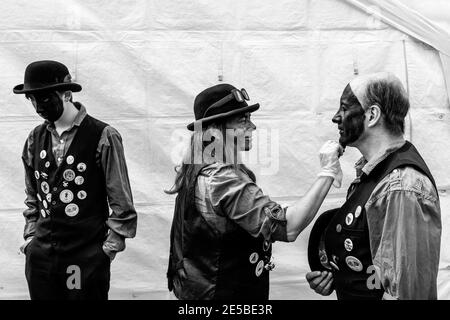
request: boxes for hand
[317,140,343,188]
[19,237,34,255]
[306,271,334,296]
[102,244,117,261]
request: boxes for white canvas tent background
[0,0,449,299]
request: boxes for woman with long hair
[167,84,342,300]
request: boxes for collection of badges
[334,205,364,273]
[36,150,87,218]
[249,210,276,277]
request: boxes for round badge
[46,193,52,203]
[63,169,75,181]
[77,190,87,200]
[40,209,46,218]
[77,163,87,172]
[37,193,42,201]
[42,200,48,209]
[45,161,50,168]
[344,238,353,252]
[354,206,362,218]
[59,189,74,204]
[74,176,84,185]
[249,252,259,264]
[41,172,48,180]
[330,261,340,271]
[41,181,50,194]
[255,260,264,277]
[65,203,79,217]
[345,213,354,226]
[345,256,363,272]
[66,155,74,165]
[336,224,342,233]
[40,150,47,159]
[34,171,40,180]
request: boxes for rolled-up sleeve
[22,130,39,241]
[98,126,137,253]
[207,165,288,242]
[367,168,441,300]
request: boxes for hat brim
[307,208,340,272]
[187,103,260,131]
[13,82,82,94]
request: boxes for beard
[339,107,365,147]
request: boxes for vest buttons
[52,201,56,205]
[53,187,57,192]
[336,224,342,233]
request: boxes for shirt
[194,162,288,242]
[350,140,441,299]
[21,103,137,254]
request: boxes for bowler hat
[307,208,340,272]
[187,83,259,131]
[13,60,82,94]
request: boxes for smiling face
[332,84,366,147]
[225,112,256,151]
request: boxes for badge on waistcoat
[63,181,69,187]
[41,181,49,194]
[34,171,40,180]
[249,252,259,264]
[345,213,354,225]
[45,161,50,168]
[77,190,87,200]
[63,169,75,181]
[345,256,363,272]
[39,150,46,159]
[59,189,74,203]
[42,200,48,209]
[74,176,84,185]
[65,203,79,217]
[344,238,353,252]
[37,193,42,201]
[263,240,271,252]
[336,224,342,233]
[255,260,264,277]
[41,172,48,180]
[330,261,340,271]
[46,193,52,203]
[354,206,362,218]
[77,163,87,172]
[40,209,46,218]
[66,155,74,165]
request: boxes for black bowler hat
[187,83,259,131]
[13,60,82,94]
[307,208,340,272]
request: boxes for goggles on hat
[203,88,250,117]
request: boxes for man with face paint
[13,60,137,300]
[306,72,441,300]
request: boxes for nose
[332,111,341,124]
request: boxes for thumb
[306,271,322,281]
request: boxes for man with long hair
[306,72,441,300]
[166,83,343,300]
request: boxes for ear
[63,91,72,102]
[367,104,382,128]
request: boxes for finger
[306,271,322,281]
[315,272,333,292]
[309,273,327,289]
[322,279,334,295]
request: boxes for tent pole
[402,39,413,142]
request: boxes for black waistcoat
[167,164,272,300]
[323,141,436,300]
[32,114,109,253]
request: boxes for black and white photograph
[0,0,449,308]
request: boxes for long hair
[165,122,242,195]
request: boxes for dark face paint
[332,84,366,147]
[27,91,64,122]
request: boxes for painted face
[332,84,366,147]
[26,91,64,122]
[226,112,256,151]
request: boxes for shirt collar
[355,139,406,176]
[46,102,87,133]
